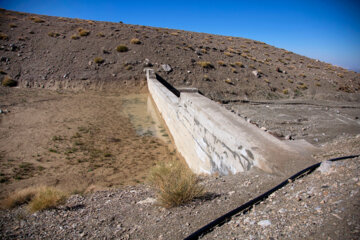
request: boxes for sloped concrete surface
[147,69,317,176]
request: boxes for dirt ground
[0,86,177,199]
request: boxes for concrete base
[146,69,317,176]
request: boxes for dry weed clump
[28,187,67,213]
[234,62,244,67]
[71,34,80,40]
[217,61,226,66]
[130,38,141,44]
[1,186,67,212]
[48,32,60,37]
[94,57,105,64]
[97,32,105,37]
[0,32,9,40]
[78,28,90,36]
[2,75,17,87]
[116,45,129,52]
[29,16,45,23]
[148,161,205,208]
[197,61,214,69]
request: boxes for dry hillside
[0,9,359,102]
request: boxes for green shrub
[116,45,129,52]
[148,160,205,208]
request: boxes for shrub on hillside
[48,32,60,37]
[116,45,129,52]
[78,28,90,36]
[2,76,17,87]
[94,57,105,64]
[71,34,80,40]
[0,32,9,40]
[197,61,214,69]
[130,38,141,44]
[148,160,205,208]
[29,16,45,23]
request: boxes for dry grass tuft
[148,161,205,208]
[71,34,80,40]
[97,32,105,37]
[234,62,244,68]
[27,187,67,213]
[0,32,9,40]
[197,61,214,69]
[1,187,37,209]
[78,28,90,36]
[29,16,45,23]
[130,38,141,44]
[282,89,289,94]
[217,61,226,66]
[48,32,60,37]
[94,57,105,64]
[116,45,129,52]
[2,75,17,87]
[9,23,17,28]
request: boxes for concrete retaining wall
[146,69,316,176]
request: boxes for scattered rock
[257,220,271,227]
[137,197,156,205]
[161,64,172,73]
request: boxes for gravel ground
[1,136,359,239]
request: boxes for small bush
[71,34,80,40]
[29,16,45,23]
[27,187,67,213]
[78,28,90,36]
[297,83,308,90]
[231,67,237,73]
[48,32,60,37]
[2,76,17,87]
[282,89,289,94]
[116,45,128,52]
[130,38,141,44]
[217,61,226,66]
[148,161,204,208]
[1,187,37,209]
[197,61,214,69]
[225,78,234,85]
[224,52,233,57]
[203,75,210,81]
[234,62,244,67]
[0,32,9,40]
[315,82,321,87]
[97,32,105,37]
[170,32,179,36]
[9,23,17,28]
[94,57,105,64]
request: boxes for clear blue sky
[1,0,360,71]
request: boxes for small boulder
[161,64,172,73]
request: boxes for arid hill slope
[0,9,359,102]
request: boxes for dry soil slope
[0,9,360,102]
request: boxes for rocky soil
[0,9,359,240]
[0,9,359,102]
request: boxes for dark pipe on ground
[184,154,360,240]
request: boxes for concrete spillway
[146,69,317,176]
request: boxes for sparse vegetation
[78,28,90,36]
[71,34,80,40]
[29,16,45,23]
[2,75,17,87]
[97,32,105,37]
[116,45,129,52]
[48,32,60,37]
[234,62,244,68]
[27,186,67,213]
[197,61,214,69]
[0,32,9,40]
[282,89,289,94]
[224,52,233,57]
[148,160,205,208]
[94,57,105,64]
[9,23,17,28]
[130,38,141,44]
[217,61,226,66]
[297,82,308,90]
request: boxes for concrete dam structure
[146,69,316,176]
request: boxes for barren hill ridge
[0,9,359,102]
